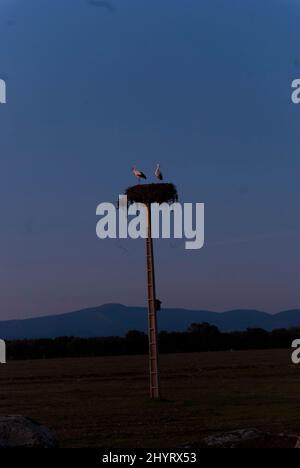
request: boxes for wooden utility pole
[146,203,160,400]
[124,182,177,400]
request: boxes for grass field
[0,349,299,447]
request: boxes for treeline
[5,323,300,361]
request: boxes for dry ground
[0,349,299,447]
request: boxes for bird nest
[125,183,178,205]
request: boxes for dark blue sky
[1,0,300,319]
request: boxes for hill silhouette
[0,304,299,339]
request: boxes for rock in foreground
[0,416,58,448]
[179,428,299,449]
[201,429,297,448]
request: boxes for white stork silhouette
[155,163,163,181]
[132,166,147,183]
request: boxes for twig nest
[125,183,178,205]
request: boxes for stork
[155,163,163,181]
[132,166,147,183]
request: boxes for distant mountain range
[0,304,300,340]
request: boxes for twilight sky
[0,0,300,320]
